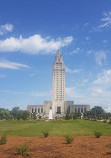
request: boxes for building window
[81,108,83,113]
[84,108,86,113]
[57,107,61,114]
[32,108,33,113]
[67,106,70,114]
[35,109,37,113]
[78,108,80,113]
[41,108,43,113]
[38,109,40,113]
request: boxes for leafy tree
[11,107,30,120]
[0,108,13,120]
[22,110,30,120]
[17,110,24,120]
[11,107,20,120]
[90,106,105,119]
[84,111,91,119]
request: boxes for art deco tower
[52,50,65,115]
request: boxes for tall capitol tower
[27,49,90,118]
[52,49,65,116]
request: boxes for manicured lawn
[0,119,111,136]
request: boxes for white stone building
[27,50,90,118]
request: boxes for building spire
[57,49,61,55]
[56,49,62,58]
[56,49,62,61]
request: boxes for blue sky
[0,0,111,112]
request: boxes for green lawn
[0,119,111,136]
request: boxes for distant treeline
[83,106,111,120]
[0,107,30,120]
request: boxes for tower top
[56,49,62,56]
[56,49,62,62]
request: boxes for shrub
[16,144,32,157]
[109,120,111,124]
[107,144,111,148]
[94,131,102,138]
[106,152,111,155]
[0,135,7,145]
[65,136,73,144]
[73,115,78,119]
[103,120,107,123]
[43,131,49,137]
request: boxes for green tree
[0,108,13,120]
[17,110,24,120]
[11,107,20,120]
[90,106,104,119]
[22,110,30,120]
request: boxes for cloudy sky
[0,0,111,112]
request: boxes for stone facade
[52,50,65,117]
[27,50,90,118]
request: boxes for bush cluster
[0,135,7,145]
[94,131,102,138]
[65,136,73,144]
[43,131,49,137]
[103,120,107,123]
[16,144,32,157]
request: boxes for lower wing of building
[27,101,90,118]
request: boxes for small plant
[43,131,49,137]
[107,144,111,148]
[16,144,32,157]
[106,152,111,155]
[65,136,73,144]
[0,135,7,145]
[94,131,102,138]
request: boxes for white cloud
[95,51,107,66]
[86,37,89,41]
[91,11,111,31]
[29,72,38,77]
[83,22,89,27]
[89,70,111,111]
[82,79,89,83]
[87,50,107,66]
[65,66,81,73]
[93,70,111,86]
[0,59,30,70]
[31,91,51,97]
[0,23,13,35]
[0,74,6,78]
[99,11,111,28]
[69,48,80,54]
[66,87,79,98]
[0,90,51,97]
[1,24,13,32]
[0,35,73,54]
[105,105,111,113]
[102,40,107,44]
[65,70,111,112]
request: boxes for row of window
[67,107,87,113]
[32,108,43,114]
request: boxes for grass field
[0,119,111,136]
